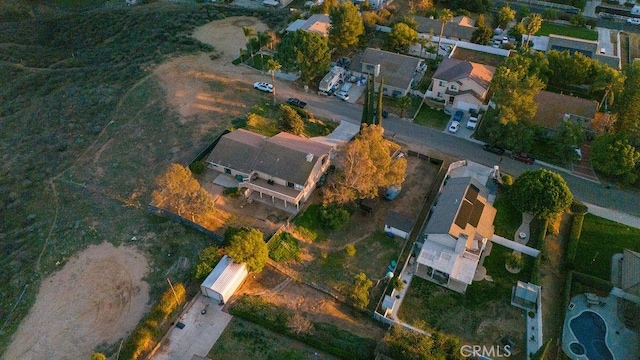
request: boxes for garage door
[455,101,477,112]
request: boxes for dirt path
[4,243,149,360]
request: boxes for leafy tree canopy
[383,325,462,360]
[471,25,493,45]
[278,104,304,135]
[349,272,372,308]
[329,2,364,52]
[509,169,573,219]
[226,228,269,273]
[323,124,407,204]
[151,163,216,222]
[590,133,640,184]
[496,6,516,28]
[387,22,418,52]
[613,61,640,137]
[276,30,330,84]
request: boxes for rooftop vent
[306,153,314,162]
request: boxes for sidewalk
[584,202,640,229]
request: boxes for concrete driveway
[152,293,232,360]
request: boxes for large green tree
[589,63,624,111]
[490,55,545,124]
[437,9,453,55]
[329,2,364,52]
[509,169,573,219]
[496,6,516,28]
[278,104,305,135]
[323,124,407,204]
[613,62,640,137]
[226,228,269,273]
[265,58,281,105]
[276,30,330,85]
[471,25,493,45]
[349,272,372,308]
[546,50,592,89]
[387,22,418,52]
[590,134,640,184]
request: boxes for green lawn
[536,22,598,41]
[574,214,640,280]
[413,105,451,129]
[492,192,522,239]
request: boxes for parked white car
[627,18,640,25]
[335,90,350,101]
[467,117,478,130]
[253,82,274,93]
[448,121,460,133]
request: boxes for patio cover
[491,235,540,257]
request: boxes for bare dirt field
[3,243,149,360]
[154,16,270,123]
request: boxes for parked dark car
[286,98,307,108]
[510,152,535,164]
[482,144,505,155]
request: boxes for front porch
[241,177,302,214]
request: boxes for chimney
[306,153,314,162]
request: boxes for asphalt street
[277,88,640,217]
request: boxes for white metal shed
[200,255,248,304]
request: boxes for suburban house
[285,14,330,37]
[384,211,415,240]
[428,57,495,111]
[414,15,477,43]
[415,176,497,293]
[532,90,599,133]
[350,48,422,97]
[524,33,621,69]
[206,129,332,212]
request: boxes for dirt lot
[4,243,149,360]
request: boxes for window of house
[437,92,442,98]
[450,84,457,91]
[224,168,231,174]
[439,80,446,87]
[287,181,294,188]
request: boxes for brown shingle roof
[207,130,332,185]
[355,48,421,90]
[533,90,598,128]
[414,15,476,41]
[432,58,495,90]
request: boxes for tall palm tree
[266,59,281,105]
[523,14,543,48]
[437,9,453,57]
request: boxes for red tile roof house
[428,57,495,112]
[206,129,333,212]
[532,90,599,134]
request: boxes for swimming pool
[569,310,614,360]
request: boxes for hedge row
[565,213,584,269]
[530,219,548,285]
[571,271,614,295]
[119,283,187,360]
[229,295,376,360]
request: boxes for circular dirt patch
[232,19,255,27]
[4,243,149,360]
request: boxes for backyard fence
[146,204,225,243]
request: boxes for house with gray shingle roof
[414,15,477,42]
[206,129,332,212]
[384,211,415,239]
[415,176,497,293]
[350,48,422,98]
[428,57,495,111]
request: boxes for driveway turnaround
[152,293,232,360]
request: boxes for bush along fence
[565,212,585,270]
[118,283,187,360]
[530,219,548,285]
[229,295,377,360]
[147,204,224,243]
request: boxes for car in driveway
[335,90,350,101]
[253,82,273,93]
[453,110,464,122]
[510,152,535,164]
[286,98,306,108]
[627,18,640,25]
[482,144,505,155]
[448,121,460,133]
[466,116,478,129]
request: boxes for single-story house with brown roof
[414,15,476,42]
[350,48,422,97]
[285,14,330,37]
[206,129,332,212]
[532,90,599,131]
[429,57,495,111]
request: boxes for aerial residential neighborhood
[2,0,640,360]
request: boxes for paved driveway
[152,293,232,360]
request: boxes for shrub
[189,160,206,175]
[345,244,357,257]
[570,200,588,214]
[269,232,301,262]
[572,271,613,295]
[320,204,350,230]
[502,174,514,186]
[193,245,222,280]
[566,213,584,268]
[350,273,372,308]
[91,353,107,360]
[391,276,405,291]
[223,187,241,197]
[295,226,318,242]
[506,252,524,269]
